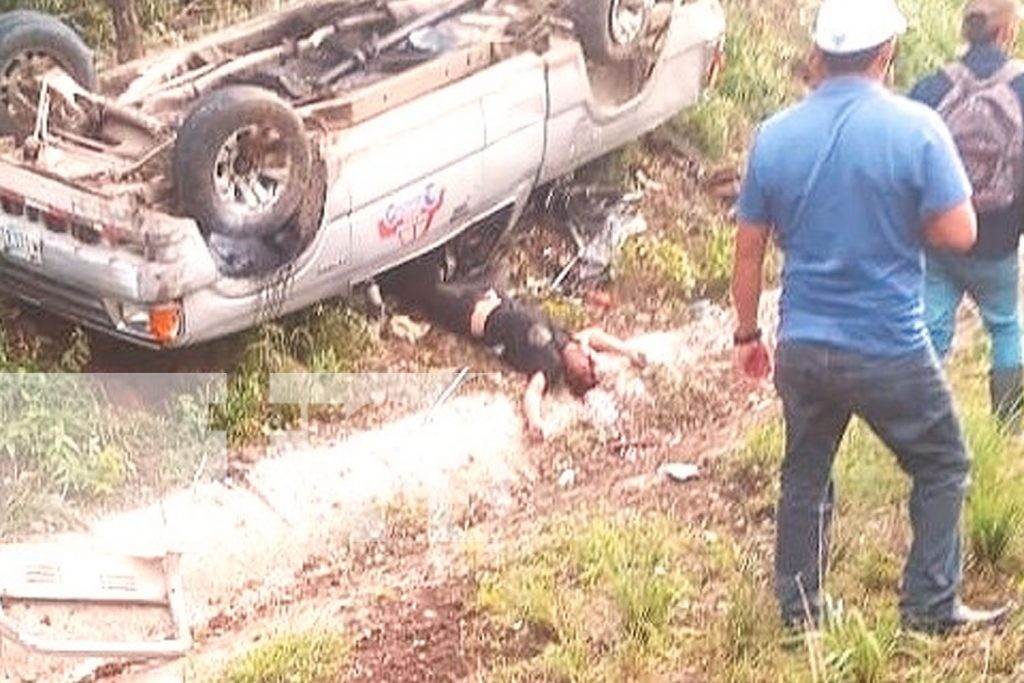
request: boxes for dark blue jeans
[773,342,970,624]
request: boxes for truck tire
[0,10,44,35]
[571,0,652,65]
[173,85,311,239]
[0,11,96,138]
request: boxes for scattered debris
[557,469,576,488]
[658,462,700,484]
[542,183,649,292]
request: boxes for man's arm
[523,371,549,439]
[923,200,977,253]
[574,328,646,367]
[732,222,771,335]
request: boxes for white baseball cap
[813,0,908,54]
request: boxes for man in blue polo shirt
[731,0,1008,633]
[911,0,1024,426]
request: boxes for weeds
[218,302,377,445]
[693,217,736,299]
[539,295,587,331]
[616,234,697,298]
[961,405,1024,569]
[819,600,902,683]
[478,513,693,681]
[677,0,803,159]
[217,631,350,683]
[723,419,783,520]
[711,552,783,679]
[894,0,964,90]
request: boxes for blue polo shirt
[910,43,1024,259]
[738,77,972,357]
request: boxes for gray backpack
[937,60,1024,213]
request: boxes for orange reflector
[148,304,182,344]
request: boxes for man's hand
[629,349,649,369]
[528,420,554,443]
[734,340,772,380]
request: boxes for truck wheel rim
[0,51,60,128]
[213,124,293,218]
[609,0,649,47]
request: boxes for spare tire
[571,0,653,65]
[173,85,311,239]
[0,11,96,138]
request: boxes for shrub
[218,631,350,683]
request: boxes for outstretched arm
[574,328,646,367]
[731,222,772,379]
[523,371,550,440]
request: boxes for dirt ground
[0,281,778,682]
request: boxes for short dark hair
[821,43,886,75]
[963,12,999,45]
[562,344,598,397]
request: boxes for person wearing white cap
[732,0,1009,634]
[911,0,1024,428]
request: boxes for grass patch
[615,233,697,299]
[817,601,903,683]
[218,302,377,445]
[676,0,803,160]
[721,419,783,520]
[893,0,964,90]
[478,512,694,681]
[538,295,587,331]
[217,631,350,683]
[706,549,786,681]
[692,217,736,299]
[0,320,223,537]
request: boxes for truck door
[479,52,548,211]
[340,73,488,277]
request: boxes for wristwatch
[733,328,762,346]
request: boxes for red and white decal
[378,183,446,244]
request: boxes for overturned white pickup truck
[0,0,724,347]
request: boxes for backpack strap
[990,59,1024,84]
[941,59,1024,96]
[789,95,871,232]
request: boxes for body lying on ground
[384,257,645,439]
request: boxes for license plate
[1,224,42,265]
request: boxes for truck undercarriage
[0,0,725,346]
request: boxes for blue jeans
[773,342,969,624]
[925,251,1022,370]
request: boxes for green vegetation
[616,233,698,298]
[894,0,964,90]
[217,631,351,683]
[0,300,375,537]
[0,321,220,538]
[219,302,377,444]
[538,295,588,331]
[479,513,694,681]
[0,0,267,58]
[677,0,803,161]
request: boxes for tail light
[0,192,146,255]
